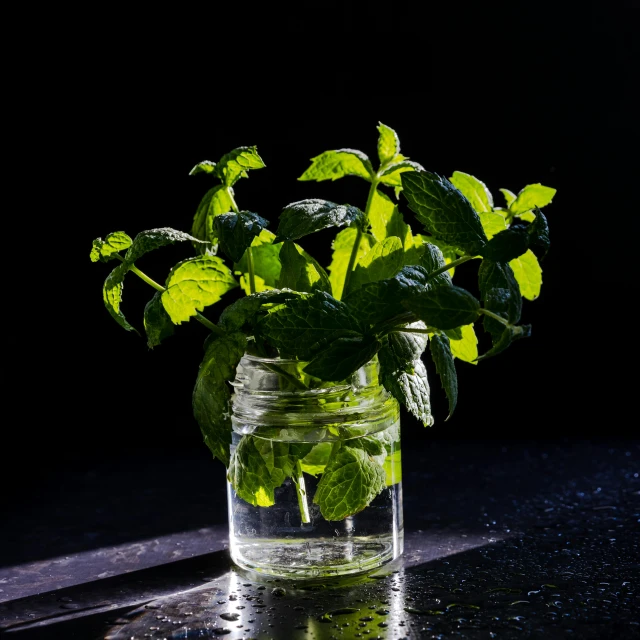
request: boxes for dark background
[7,2,636,504]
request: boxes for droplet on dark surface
[272,587,286,597]
[219,612,240,621]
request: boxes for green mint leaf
[379,160,425,188]
[510,183,556,216]
[348,236,405,294]
[191,185,234,252]
[300,442,333,476]
[368,188,396,242]
[478,210,508,240]
[189,160,217,176]
[192,331,247,467]
[274,199,364,243]
[161,255,238,324]
[401,171,488,256]
[379,352,433,427]
[298,149,374,182]
[418,235,460,276]
[528,207,550,260]
[214,146,265,187]
[228,436,277,506]
[383,322,429,371]
[214,211,269,263]
[90,231,132,263]
[144,291,175,348]
[377,122,400,165]
[229,437,315,507]
[277,241,332,294]
[125,228,206,265]
[428,333,458,419]
[449,171,494,212]
[218,289,302,333]
[313,445,386,520]
[304,336,382,382]
[499,188,517,208]
[479,226,531,262]
[420,243,453,287]
[478,324,532,361]
[258,290,363,360]
[102,262,138,334]
[446,323,478,364]
[328,227,376,300]
[404,284,481,330]
[509,249,542,301]
[478,260,522,341]
[234,229,282,295]
[343,266,430,326]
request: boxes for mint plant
[90,123,555,522]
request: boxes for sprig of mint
[91,123,555,521]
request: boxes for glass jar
[227,354,403,579]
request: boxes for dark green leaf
[479,226,530,262]
[478,260,522,341]
[377,122,400,166]
[478,324,532,361]
[125,228,206,265]
[528,207,550,260]
[343,266,430,326]
[214,146,266,187]
[102,262,138,334]
[90,231,132,263]
[275,199,364,243]
[214,211,269,263]
[404,285,481,330]
[383,322,429,371]
[258,290,363,360]
[428,334,458,419]
[328,227,376,300]
[401,171,488,256]
[218,289,302,333]
[421,243,453,287]
[192,331,247,467]
[298,149,374,182]
[277,241,332,294]
[379,355,433,427]
[144,291,175,348]
[304,336,382,382]
[313,445,386,520]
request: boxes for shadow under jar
[227,354,403,579]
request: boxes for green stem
[372,311,417,337]
[226,185,256,294]
[479,308,510,326]
[293,460,311,524]
[342,178,379,296]
[264,362,307,391]
[391,327,434,335]
[117,256,224,336]
[427,255,478,280]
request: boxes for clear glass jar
[227,354,403,579]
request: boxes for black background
[8,2,637,502]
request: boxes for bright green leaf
[215,146,266,187]
[450,171,494,212]
[348,236,404,294]
[377,122,400,166]
[90,231,132,263]
[509,249,542,301]
[328,227,375,300]
[162,255,238,324]
[277,241,332,294]
[510,183,556,216]
[298,149,374,182]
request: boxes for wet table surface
[2,439,639,639]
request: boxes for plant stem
[391,327,434,335]
[293,460,311,524]
[342,178,379,296]
[479,308,510,325]
[427,255,478,280]
[226,185,256,294]
[117,256,225,336]
[264,362,308,391]
[372,311,417,337]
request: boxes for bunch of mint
[90,123,554,520]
